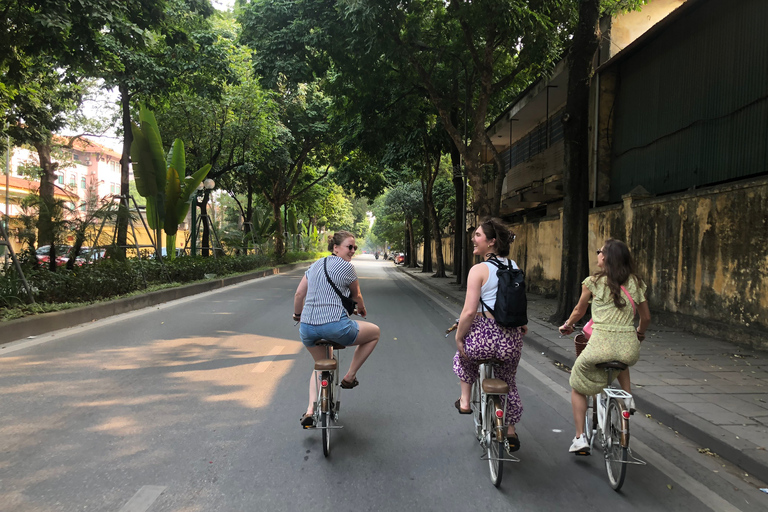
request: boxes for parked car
[36,245,73,266]
[78,247,106,264]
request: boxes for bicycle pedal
[574,450,591,456]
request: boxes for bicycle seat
[476,358,505,366]
[482,378,510,395]
[595,361,628,370]
[314,359,338,371]
[315,339,347,350]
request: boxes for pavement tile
[675,402,757,425]
[654,393,707,403]
[697,394,768,417]
[713,384,768,394]
[720,425,768,447]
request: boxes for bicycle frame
[475,362,519,462]
[596,388,632,448]
[585,369,646,490]
[314,344,343,424]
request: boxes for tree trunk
[117,82,132,259]
[244,180,254,235]
[405,217,417,268]
[549,0,600,324]
[427,156,445,278]
[272,200,285,261]
[451,156,463,282]
[32,139,58,254]
[421,178,432,273]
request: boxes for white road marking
[519,359,744,512]
[117,485,166,512]
[252,345,285,372]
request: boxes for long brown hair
[594,239,644,308]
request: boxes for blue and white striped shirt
[300,256,358,325]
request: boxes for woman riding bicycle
[453,218,528,453]
[559,238,651,454]
[293,231,381,428]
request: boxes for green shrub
[0,251,321,316]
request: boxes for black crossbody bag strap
[323,257,347,302]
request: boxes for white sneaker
[625,396,636,414]
[569,434,590,454]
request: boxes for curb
[396,266,768,483]
[1,262,311,346]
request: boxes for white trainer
[625,396,636,414]
[569,434,590,454]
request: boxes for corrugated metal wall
[609,0,768,202]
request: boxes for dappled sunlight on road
[166,333,303,408]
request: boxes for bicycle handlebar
[445,319,459,337]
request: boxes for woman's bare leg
[617,368,631,393]
[571,389,588,437]
[343,320,380,383]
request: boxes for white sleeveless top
[478,258,519,312]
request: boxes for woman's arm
[559,285,592,334]
[349,279,366,317]
[455,264,487,356]
[293,275,308,321]
[636,300,651,341]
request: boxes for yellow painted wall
[420,177,768,347]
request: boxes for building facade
[478,0,768,348]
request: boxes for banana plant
[251,207,277,244]
[164,139,211,258]
[131,106,167,255]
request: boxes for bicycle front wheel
[486,397,504,488]
[605,399,628,490]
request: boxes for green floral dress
[569,275,647,396]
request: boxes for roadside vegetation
[2,0,647,323]
[0,250,325,321]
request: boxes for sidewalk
[397,265,768,483]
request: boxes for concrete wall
[604,0,687,61]
[416,233,456,273]
[484,176,768,349]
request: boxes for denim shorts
[299,316,359,348]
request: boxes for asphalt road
[1,255,765,511]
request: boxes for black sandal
[454,399,472,414]
[300,413,315,429]
[340,377,359,389]
[505,433,520,453]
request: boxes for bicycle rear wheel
[321,372,333,457]
[584,395,596,449]
[605,399,628,490]
[471,382,482,441]
[486,397,504,487]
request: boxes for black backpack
[479,256,528,328]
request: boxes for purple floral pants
[453,316,524,424]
